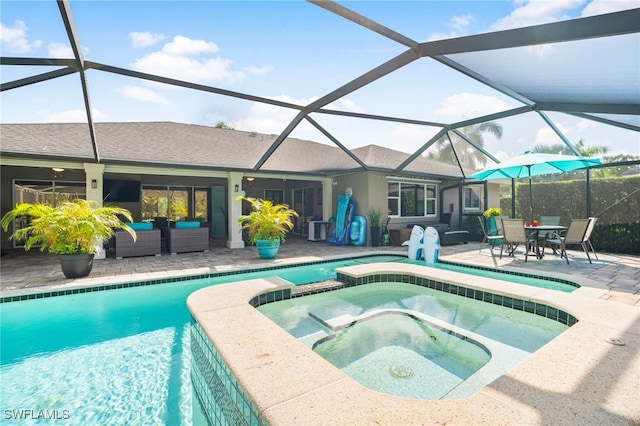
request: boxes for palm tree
[533,140,610,181]
[533,139,609,157]
[428,122,503,169]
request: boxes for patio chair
[584,217,599,261]
[545,218,592,264]
[499,218,536,262]
[165,221,210,255]
[115,228,161,259]
[478,216,502,256]
[538,215,561,255]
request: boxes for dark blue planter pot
[59,253,94,279]
[255,239,280,259]
[486,217,503,246]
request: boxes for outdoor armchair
[499,218,536,262]
[545,218,593,264]
[115,228,161,259]
[538,216,561,255]
[166,223,210,255]
[478,216,502,256]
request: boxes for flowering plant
[482,207,502,218]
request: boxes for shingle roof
[0,122,463,178]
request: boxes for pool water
[0,255,574,424]
[258,282,568,399]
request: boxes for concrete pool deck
[1,238,639,305]
[1,239,639,425]
[188,261,640,426]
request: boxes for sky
[1,0,639,165]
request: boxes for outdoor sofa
[114,222,161,259]
[165,221,210,255]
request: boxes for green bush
[591,222,640,255]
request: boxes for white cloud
[433,93,509,119]
[426,14,474,41]
[490,0,585,31]
[534,126,563,145]
[494,150,512,162]
[0,20,42,53]
[581,0,639,16]
[390,124,435,150]
[129,32,167,48]
[36,108,107,122]
[161,35,219,56]
[130,35,268,85]
[118,85,170,104]
[450,14,475,32]
[47,42,74,58]
[132,52,246,84]
[325,98,364,114]
[231,95,311,134]
[242,65,274,76]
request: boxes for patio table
[525,225,567,259]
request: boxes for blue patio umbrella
[467,151,602,222]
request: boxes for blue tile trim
[334,272,578,327]
[0,254,393,304]
[190,318,267,426]
[437,259,580,289]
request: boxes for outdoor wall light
[91,179,98,189]
[234,184,239,192]
[52,167,64,172]
[246,177,254,182]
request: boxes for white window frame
[387,179,438,218]
[463,185,482,212]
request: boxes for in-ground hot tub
[258,280,568,400]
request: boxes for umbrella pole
[528,168,534,224]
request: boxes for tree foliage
[0,199,135,254]
[428,122,503,169]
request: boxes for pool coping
[188,262,640,425]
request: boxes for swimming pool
[0,255,578,425]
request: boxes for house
[0,121,490,252]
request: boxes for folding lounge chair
[545,218,592,264]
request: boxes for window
[142,185,197,221]
[264,189,284,204]
[464,186,482,211]
[388,181,437,218]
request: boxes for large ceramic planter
[255,239,280,259]
[59,253,94,279]
[370,226,381,247]
[486,217,503,246]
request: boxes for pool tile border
[190,319,266,426]
[251,272,578,327]
[0,254,391,303]
[1,255,580,304]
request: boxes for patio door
[292,188,314,232]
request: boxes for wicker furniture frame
[115,229,161,259]
[166,227,210,255]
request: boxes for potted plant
[368,208,381,247]
[0,199,136,279]
[236,196,298,259]
[483,207,503,237]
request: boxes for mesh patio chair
[545,218,593,264]
[499,218,536,262]
[538,215,561,255]
[584,217,599,261]
[478,216,502,256]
